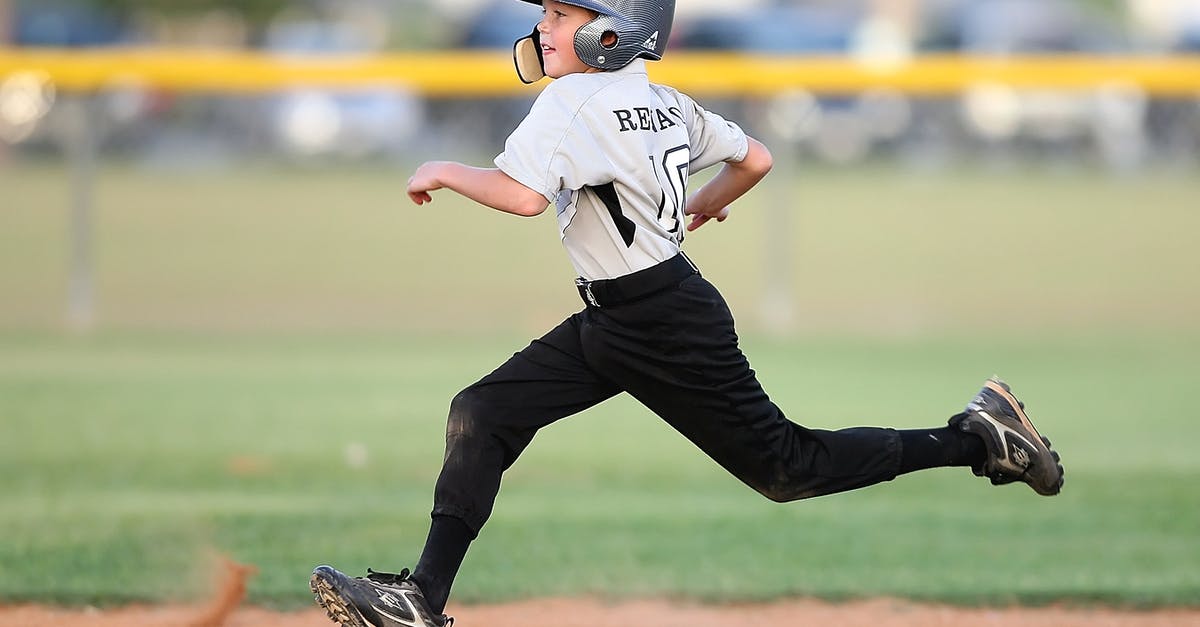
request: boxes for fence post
[760,160,796,334]
[759,95,805,335]
[63,95,97,332]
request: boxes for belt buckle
[575,278,600,307]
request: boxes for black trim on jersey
[589,182,636,248]
[656,189,684,244]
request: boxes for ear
[513,28,546,84]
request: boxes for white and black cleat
[950,377,1064,496]
[310,565,453,627]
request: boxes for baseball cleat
[310,565,453,627]
[949,377,1064,496]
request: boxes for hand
[684,204,730,231]
[407,162,448,205]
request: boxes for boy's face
[538,0,600,78]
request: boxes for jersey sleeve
[494,83,616,203]
[677,92,749,172]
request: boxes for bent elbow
[748,140,773,178]
[754,154,774,179]
[514,197,549,217]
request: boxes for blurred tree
[88,0,290,29]
[1076,0,1122,18]
[0,0,10,43]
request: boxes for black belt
[575,253,699,308]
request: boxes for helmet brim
[516,0,623,18]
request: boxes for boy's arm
[684,137,773,231]
[407,161,549,217]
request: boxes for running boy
[310,1,1064,625]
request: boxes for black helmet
[513,0,676,83]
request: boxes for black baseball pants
[431,257,902,535]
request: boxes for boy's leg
[582,275,982,501]
[895,427,986,474]
[414,312,620,612]
[312,313,619,625]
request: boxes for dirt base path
[4,598,1199,627]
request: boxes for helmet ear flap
[513,27,545,84]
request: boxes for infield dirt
[4,599,1200,627]
[5,557,1199,626]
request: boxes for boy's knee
[752,475,822,503]
[447,387,485,438]
[756,484,804,504]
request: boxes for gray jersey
[495,59,749,280]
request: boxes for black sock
[897,426,986,475]
[410,515,475,615]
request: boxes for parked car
[261,16,424,159]
[13,0,128,47]
[941,0,1150,167]
[672,6,917,164]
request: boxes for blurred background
[3,0,1200,170]
[1,0,1199,335]
[1,0,1199,610]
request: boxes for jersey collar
[616,59,648,76]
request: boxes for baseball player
[310,1,1065,625]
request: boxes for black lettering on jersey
[636,107,653,131]
[588,182,636,247]
[655,109,677,130]
[614,109,637,132]
[614,107,680,133]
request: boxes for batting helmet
[513,0,676,83]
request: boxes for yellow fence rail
[2,47,1199,96]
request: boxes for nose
[536,15,550,34]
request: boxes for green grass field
[0,161,1198,608]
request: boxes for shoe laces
[364,567,412,586]
[364,568,455,626]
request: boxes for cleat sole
[311,572,368,627]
